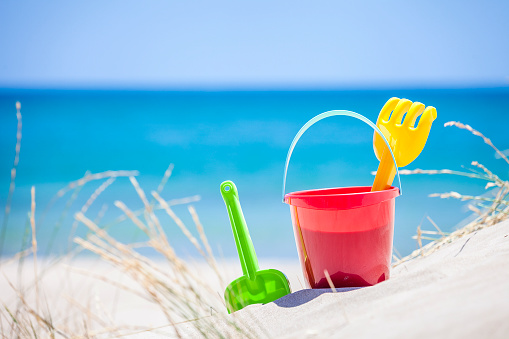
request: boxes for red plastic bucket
[282,111,401,289]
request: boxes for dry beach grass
[395,121,509,265]
[0,103,252,338]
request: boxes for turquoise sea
[0,88,508,258]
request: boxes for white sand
[0,254,302,336]
[1,220,508,338]
[176,219,509,338]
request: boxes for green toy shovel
[220,180,291,313]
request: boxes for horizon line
[1,83,508,92]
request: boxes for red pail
[282,111,401,289]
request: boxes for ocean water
[0,88,508,259]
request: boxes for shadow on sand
[273,287,363,308]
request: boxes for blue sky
[0,0,508,89]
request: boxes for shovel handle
[221,181,259,280]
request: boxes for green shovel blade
[220,181,291,313]
[225,268,291,313]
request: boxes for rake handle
[372,146,398,191]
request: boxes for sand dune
[171,219,509,338]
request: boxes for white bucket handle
[282,110,402,201]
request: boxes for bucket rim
[284,185,400,210]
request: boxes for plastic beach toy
[372,97,437,191]
[221,180,291,313]
[283,111,401,289]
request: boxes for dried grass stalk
[30,187,39,313]
[1,103,251,338]
[444,121,509,165]
[396,121,509,266]
[0,102,22,257]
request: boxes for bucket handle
[282,110,402,201]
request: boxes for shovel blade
[225,269,291,313]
